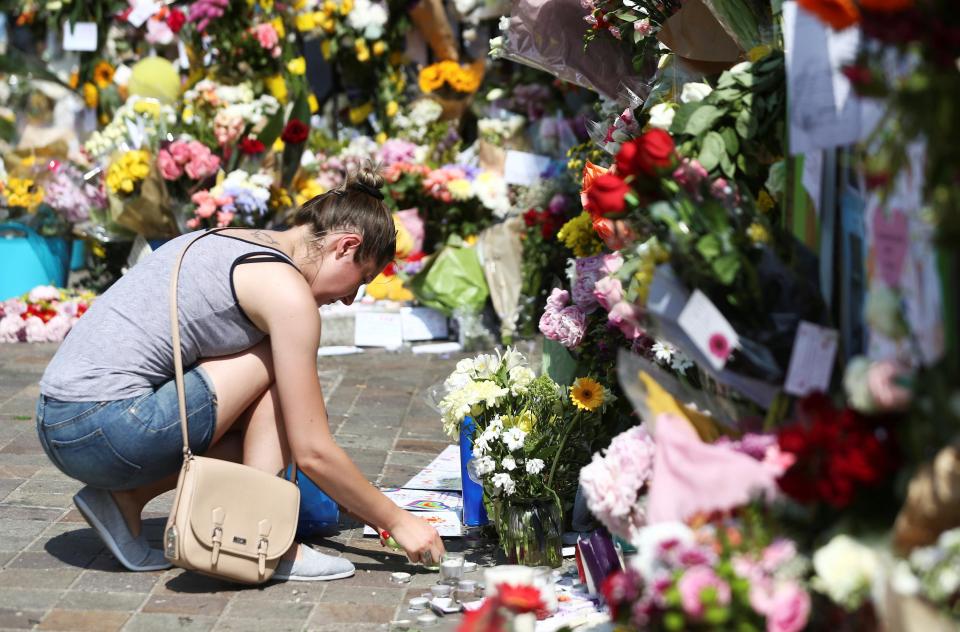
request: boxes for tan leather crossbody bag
[162,229,300,584]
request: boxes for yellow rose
[372,41,387,56]
[340,0,353,15]
[385,100,398,117]
[82,83,98,109]
[287,56,307,75]
[264,74,288,103]
[295,13,316,31]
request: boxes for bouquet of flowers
[181,80,282,155]
[157,139,222,202]
[186,169,275,229]
[0,286,95,344]
[84,97,178,160]
[105,150,151,197]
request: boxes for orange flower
[496,584,545,614]
[579,160,609,211]
[859,0,912,10]
[418,64,445,93]
[797,0,860,30]
[93,61,115,89]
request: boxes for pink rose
[608,301,644,340]
[184,150,220,180]
[157,149,183,180]
[186,218,200,229]
[191,191,217,218]
[593,276,623,312]
[169,141,193,165]
[766,582,810,632]
[556,306,587,348]
[673,158,708,196]
[677,566,731,619]
[762,540,797,573]
[252,23,279,50]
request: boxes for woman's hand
[388,511,446,565]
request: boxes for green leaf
[734,72,755,88]
[634,30,646,45]
[696,234,721,260]
[290,89,311,126]
[712,254,741,285]
[257,108,286,149]
[683,105,724,136]
[711,87,743,102]
[720,127,739,155]
[669,102,698,135]
[737,153,748,173]
[698,131,725,172]
[720,151,735,178]
[735,107,754,138]
[765,159,787,200]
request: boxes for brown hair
[291,163,396,271]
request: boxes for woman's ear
[335,233,363,258]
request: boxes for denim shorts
[36,367,218,491]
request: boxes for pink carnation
[23,316,48,343]
[169,141,193,165]
[677,566,731,619]
[43,315,72,342]
[252,23,279,50]
[157,149,184,180]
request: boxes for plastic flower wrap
[0,286,95,344]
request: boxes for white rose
[647,103,675,130]
[813,535,879,608]
[502,456,517,471]
[680,82,713,104]
[525,458,545,475]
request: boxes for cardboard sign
[353,311,403,348]
[677,290,739,371]
[503,150,552,186]
[784,321,839,396]
[63,22,98,52]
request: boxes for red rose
[167,8,186,33]
[281,119,310,144]
[616,129,676,177]
[523,208,540,227]
[239,137,266,155]
[585,173,630,218]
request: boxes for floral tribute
[0,286,95,344]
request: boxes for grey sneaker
[73,486,172,572]
[273,544,355,582]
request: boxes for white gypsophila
[680,82,713,103]
[472,353,499,379]
[508,366,535,395]
[526,458,545,475]
[491,472,516,496]
[501,346,526,371]
[501,456,517,471]
[409,99,443,127]
[474,456,496,476]
[647,103,675,130]
[503,427,527,452]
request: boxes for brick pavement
[0,342,525,631]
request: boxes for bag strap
[168,229,299,482]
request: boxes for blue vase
[460,417,488,527]
[0,223,70,300]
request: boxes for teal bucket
[0,223,71,300]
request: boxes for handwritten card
[354,311,403,348]
[62,22,98,52]
[381,488,463,512]
[784,322,839,396]
[503,150,552,186]
[364,510,462,537]
[403,445,462,491]
[677,290,739,371]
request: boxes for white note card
[401,306,448,341]
[354,311,404,348]
[127,0,159,28]
[784,321,839,396]
[503,150,552,186]
[112,64,132,86]
[677,290,740,371]
[62,22,98,52]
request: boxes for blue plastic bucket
[0,223,70,300]
[460,417,489,527]
[283,465,341,539]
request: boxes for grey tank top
[40,231,296,401]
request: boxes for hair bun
[350,161,385,191]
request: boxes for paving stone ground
[0,341,537,631]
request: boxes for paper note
[411,341,462,355]
[503,150,552,186]
[62,22,98,52]
[353,311,403,348]
[677,290,739,371]
[364,510,462,537]
[316,345,364,356]
[784,322,839,396]
[127,0,159,27]
[381,488,463,512]
[403,445,462,491]
[401,306,449,341]
[112,64,132,86]
[872,209,908,288]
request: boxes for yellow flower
[513,410,536,433]
[349,102,373,125]
[320,40,332,60]
[447,178,473,200]
[271,17,285,38]
[747,222,770,244]
[372,40,387,56]
[82,83,98,109]
[6,178,44,211]
[183,106,195,123]
[93,61,114,89]
[321,15,336,32]
[295,178,326,205]
[340,0,353,15]
[264,74,288,103]
[418,64,445,93]
[355,43,370,63]
[259,0,274,11]
[308,94,319,113]
[385,100,398,117]
[270,186,293,210]
[106,150,151,196]
[68,71,79,89]
[557,212,602,258]
[287,56,306,75]
[295,13,316,31]
[570,377,604,412]
[132,99,161,118]
[464,234,478,246]
[273,137,285,152]
[323,0,337,13]
[375,132,387,144]
[756,190,775,213]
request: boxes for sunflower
[93,61,115,89]
[570,377,604,412]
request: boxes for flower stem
[546,411,579,492]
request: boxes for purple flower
[547,193,568,216]
[673,158,709,197]
[609,26,622,39]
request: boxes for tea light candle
[415,613,437,626]
[430,584,452,598]
[390,572,412,584]
[408,597,429,611]
[463,561,478,573]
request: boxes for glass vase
[494,495,563,568]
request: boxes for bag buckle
[257,538,268,576]
[211,508,225,566]
[164,525,179,560]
